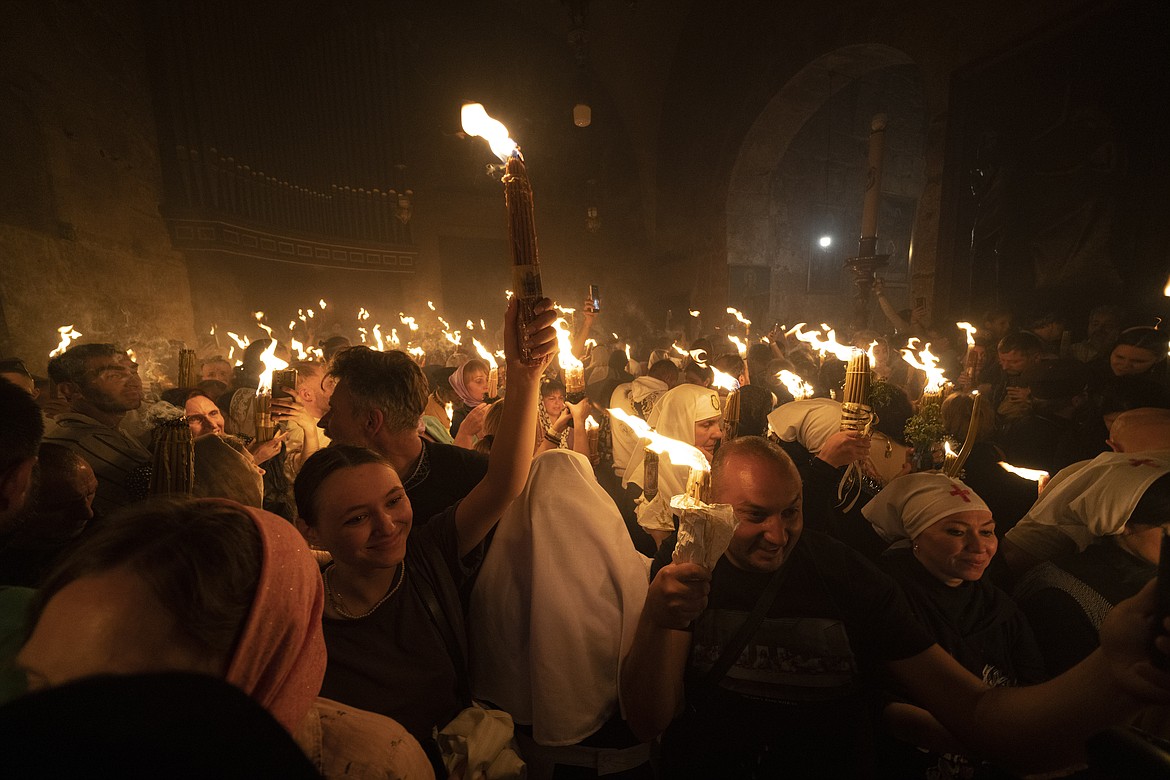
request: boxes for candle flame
[1164,275,1170,297]
[427,301,436,311]
[625,343,632,362]
[711,367,740,392]
[400,315,419,331]
[466,319,475,330]
[480,319,487,331]
[460,102,519,162]
[444,330,462,347]
[944,440,958,457]
[357,327,368,344]
[255,339,289,396]
[472,338,498,368]
[372,324,385,352]
[209,325,216,336]
[901,341,947,392]
[999,461,1049,482]
[358,307,370,321]
[727,334,748,359]
[789,323,854,361]
[307,309,314,318]
[226,331,250,350]
[253,311,274,339]
[776,370,814,400]
[584,338,597,349]
[505,289,514,300]
[956,322,977,347]
[390,328,400,346]
[689,309,700,317]
[608,407,710,474]
[437,316,451,330]
[585,415,599,431]
[445,401,453,422]
[288,320,297,331]
[407,346,425,360]
[553,318,584,371]
[727,307,751,328]
[49,324,82,357]
[291,336,308,360]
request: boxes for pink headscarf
[448,359,487,408]
[200,499,327,733]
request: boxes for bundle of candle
[642,449,659,501]
[585,415,600,462]
[955,322,984,390]
[253,339,289,443]
[253,394,277,443]
[148,417,194,497]
[837,348,876,511]
[177,348,197,388]
[461,103,545,365]
[711,367,741,441]
[943,390,982,479]
[670,468,737,570]
[553,318,585,397]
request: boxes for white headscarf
[470,450,650,746]
[620,385,720,533]
[1005,449,1170,560]
[862,471,992,544]
[766,398,843,454]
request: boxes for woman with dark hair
[15,498,433,778]
[293,297,556,772]
[1104,326,1167,380]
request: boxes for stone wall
[0,0,195,375]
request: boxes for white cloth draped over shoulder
[1006,449,1170,562]
[766,397,843,454]
[619,385,720,534]
[607,377,670,475]
[470,450,651,747]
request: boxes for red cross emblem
[949,486,972,503]
[1129,459,1158,468]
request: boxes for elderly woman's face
[542,390,566,419]
[912,510,997,586]
[17,568,222,692]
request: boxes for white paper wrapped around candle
[670,495,738,570]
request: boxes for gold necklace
[323,561,406,620]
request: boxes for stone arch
[726,44,922,326]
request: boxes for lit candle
[462,103,545,364]
[253,339,288,443]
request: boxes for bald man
[622,435,1170,778]
[1107,407,1170,454]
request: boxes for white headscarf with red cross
[862,471,992,544]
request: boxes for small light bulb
[818,235,832,248]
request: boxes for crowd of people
[4,293,1170,778]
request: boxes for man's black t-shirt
[407,438,488,526]
[652,530,934,779]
